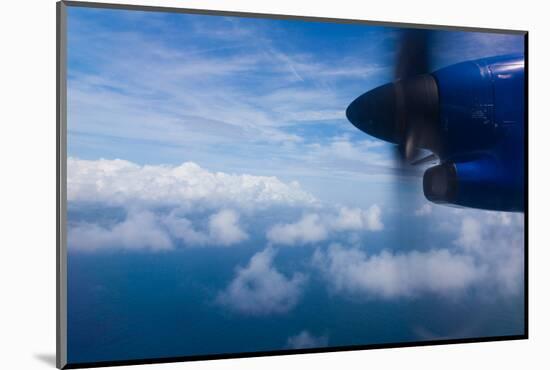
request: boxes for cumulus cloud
[267,214,328,246]
[286,330,328,349]
[333,205,383,232]
[68,210,173,251]
[161,209,248,247]
[217,248,307,315]
[68,158,316,210]
[314,211,524,299]
[68,157,321,250]
[453,212,524,295]
[267,205,383,246]
[69,208,248,250]
[207,209,248,246]
[161,212,209,246]
[314,244,484,299]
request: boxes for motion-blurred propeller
[346,29,441,169]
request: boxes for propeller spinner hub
[346,74,440,153]
[346,82,400,144]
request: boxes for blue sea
[67,244,524,364]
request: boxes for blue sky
[66,7,524,206]
[66,5,525,364]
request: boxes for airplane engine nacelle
[423,157,524,212]
[433,54,525,160]
[345,53,525,212]
[425,54,525,212]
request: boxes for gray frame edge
[62,0,527,35]
[56,1,68,369]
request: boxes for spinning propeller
[346,29,441,169]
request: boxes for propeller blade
[411,153,439,166]
[395,29,431,79]
[393,29,435,164]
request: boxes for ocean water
[67,244,524,364]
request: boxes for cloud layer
[68,210,173,251]
[314,244,483,298]
[313,211,524,298]
[68,158,387,252]
[68,158,317,210]
[67,158,523,305]
[68,208,249,251]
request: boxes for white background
[1,0,548,369]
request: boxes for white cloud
[267,213,328,246]
[69,207,249,250]
[453,212,524,295]
[160,209,248,247]
[267,205,383,246]
[414,204,433,216]
[68,158,316,210]
[455,217,482,249]
[217,248,307,315]
[67,158,384,251]
[333,205,383,232]
[365,205,384,231]
[286,330,328,349]
[208,209,248,246]
[314,244,485,299]
[314,210,524,299]
[161,212,209,246]
[68,210,173,251]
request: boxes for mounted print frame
[57,1,528,368]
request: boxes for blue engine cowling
[423,54,525,212]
